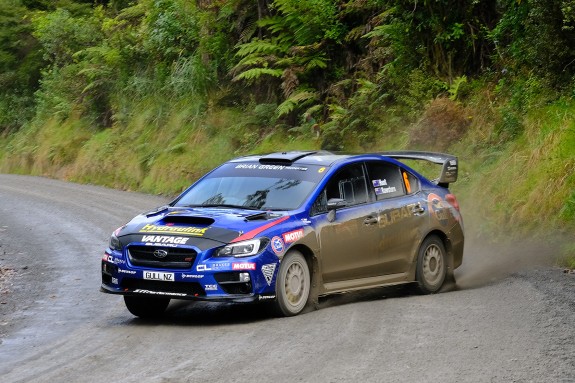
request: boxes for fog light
[239,272,251,282]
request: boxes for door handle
[412,204,425,215]
[364,216,378,225]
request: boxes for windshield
[173,162,327,211]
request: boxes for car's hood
[117,206,288,249]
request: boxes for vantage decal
[261,263,277,286]
[139,224,209,236]
[282,229,304,243]
[141,235,190,244]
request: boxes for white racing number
[144,271,175,282]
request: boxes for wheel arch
[422,229,454,277]
[288,244,320,308]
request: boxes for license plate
[143,271,175,282]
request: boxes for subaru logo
[153,249,168,259]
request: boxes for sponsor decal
[204,284,218,291]
[378,204,416,228]
[181,274,204,279]
[112,277,119,285]
[259,295,276,300]
[139,224,208,237]
[105,256,126,265]
[375,186,397,195]
[235,164,308,171]
[118,269,136,275]
[141,235,190,245]
[232,262,256,271]
[271,236,284,255]
[134,289,187,297]
[318,167,326,173]
[261,263,277,286]
[301,218,311,225]
[372,179,388,187]
[427,193,449,226]
[196,262,230,272]
[282,229,304,243]
[144,271,174,282]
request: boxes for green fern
[276,90,318,116]
[233,68,283,82]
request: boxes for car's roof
[229,151,385,167]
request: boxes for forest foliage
[1,0,575,240]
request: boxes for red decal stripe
[231,216,290,243]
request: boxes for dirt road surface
[1,174,574,382]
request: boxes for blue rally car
[101,151,464,317]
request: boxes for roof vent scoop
[258,151,317,165]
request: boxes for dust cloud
[454,214,569,290]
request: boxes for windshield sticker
[271,236,284,255]
[262,263,277,286]
[282,228,304,243]
[235,164,308,171]
[139,224,208,236]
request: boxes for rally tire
[124,296,170,319]
[274,250,311,316]
[415,235,447,294]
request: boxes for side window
[366,162,406,200]
[401,169,419,194]
[310,163,368,215]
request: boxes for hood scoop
[160,215,215,226]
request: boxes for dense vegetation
[1,0,574,263]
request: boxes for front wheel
[124,296,170,319]
[415,235,447,294]
[274,250,311,316]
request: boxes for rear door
[365,161,426,275]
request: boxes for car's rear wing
[380,151,458,187]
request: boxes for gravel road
[0,174,574,382]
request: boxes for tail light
[445,194,460,212]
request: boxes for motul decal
[282,229,304,243]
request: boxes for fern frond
[276,90,318,117]
[232,68,283,82]
[235,39,284,57]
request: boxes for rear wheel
[415,235,447,294]
[124,296,170,319]
[274,250,311,316]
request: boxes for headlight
[216,238,269,258]
[109,227,123,251]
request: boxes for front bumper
[101,249,279,303]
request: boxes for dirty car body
[101,151,464,317]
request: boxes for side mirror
[327,198,347,211]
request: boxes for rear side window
[366,162,406,200]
